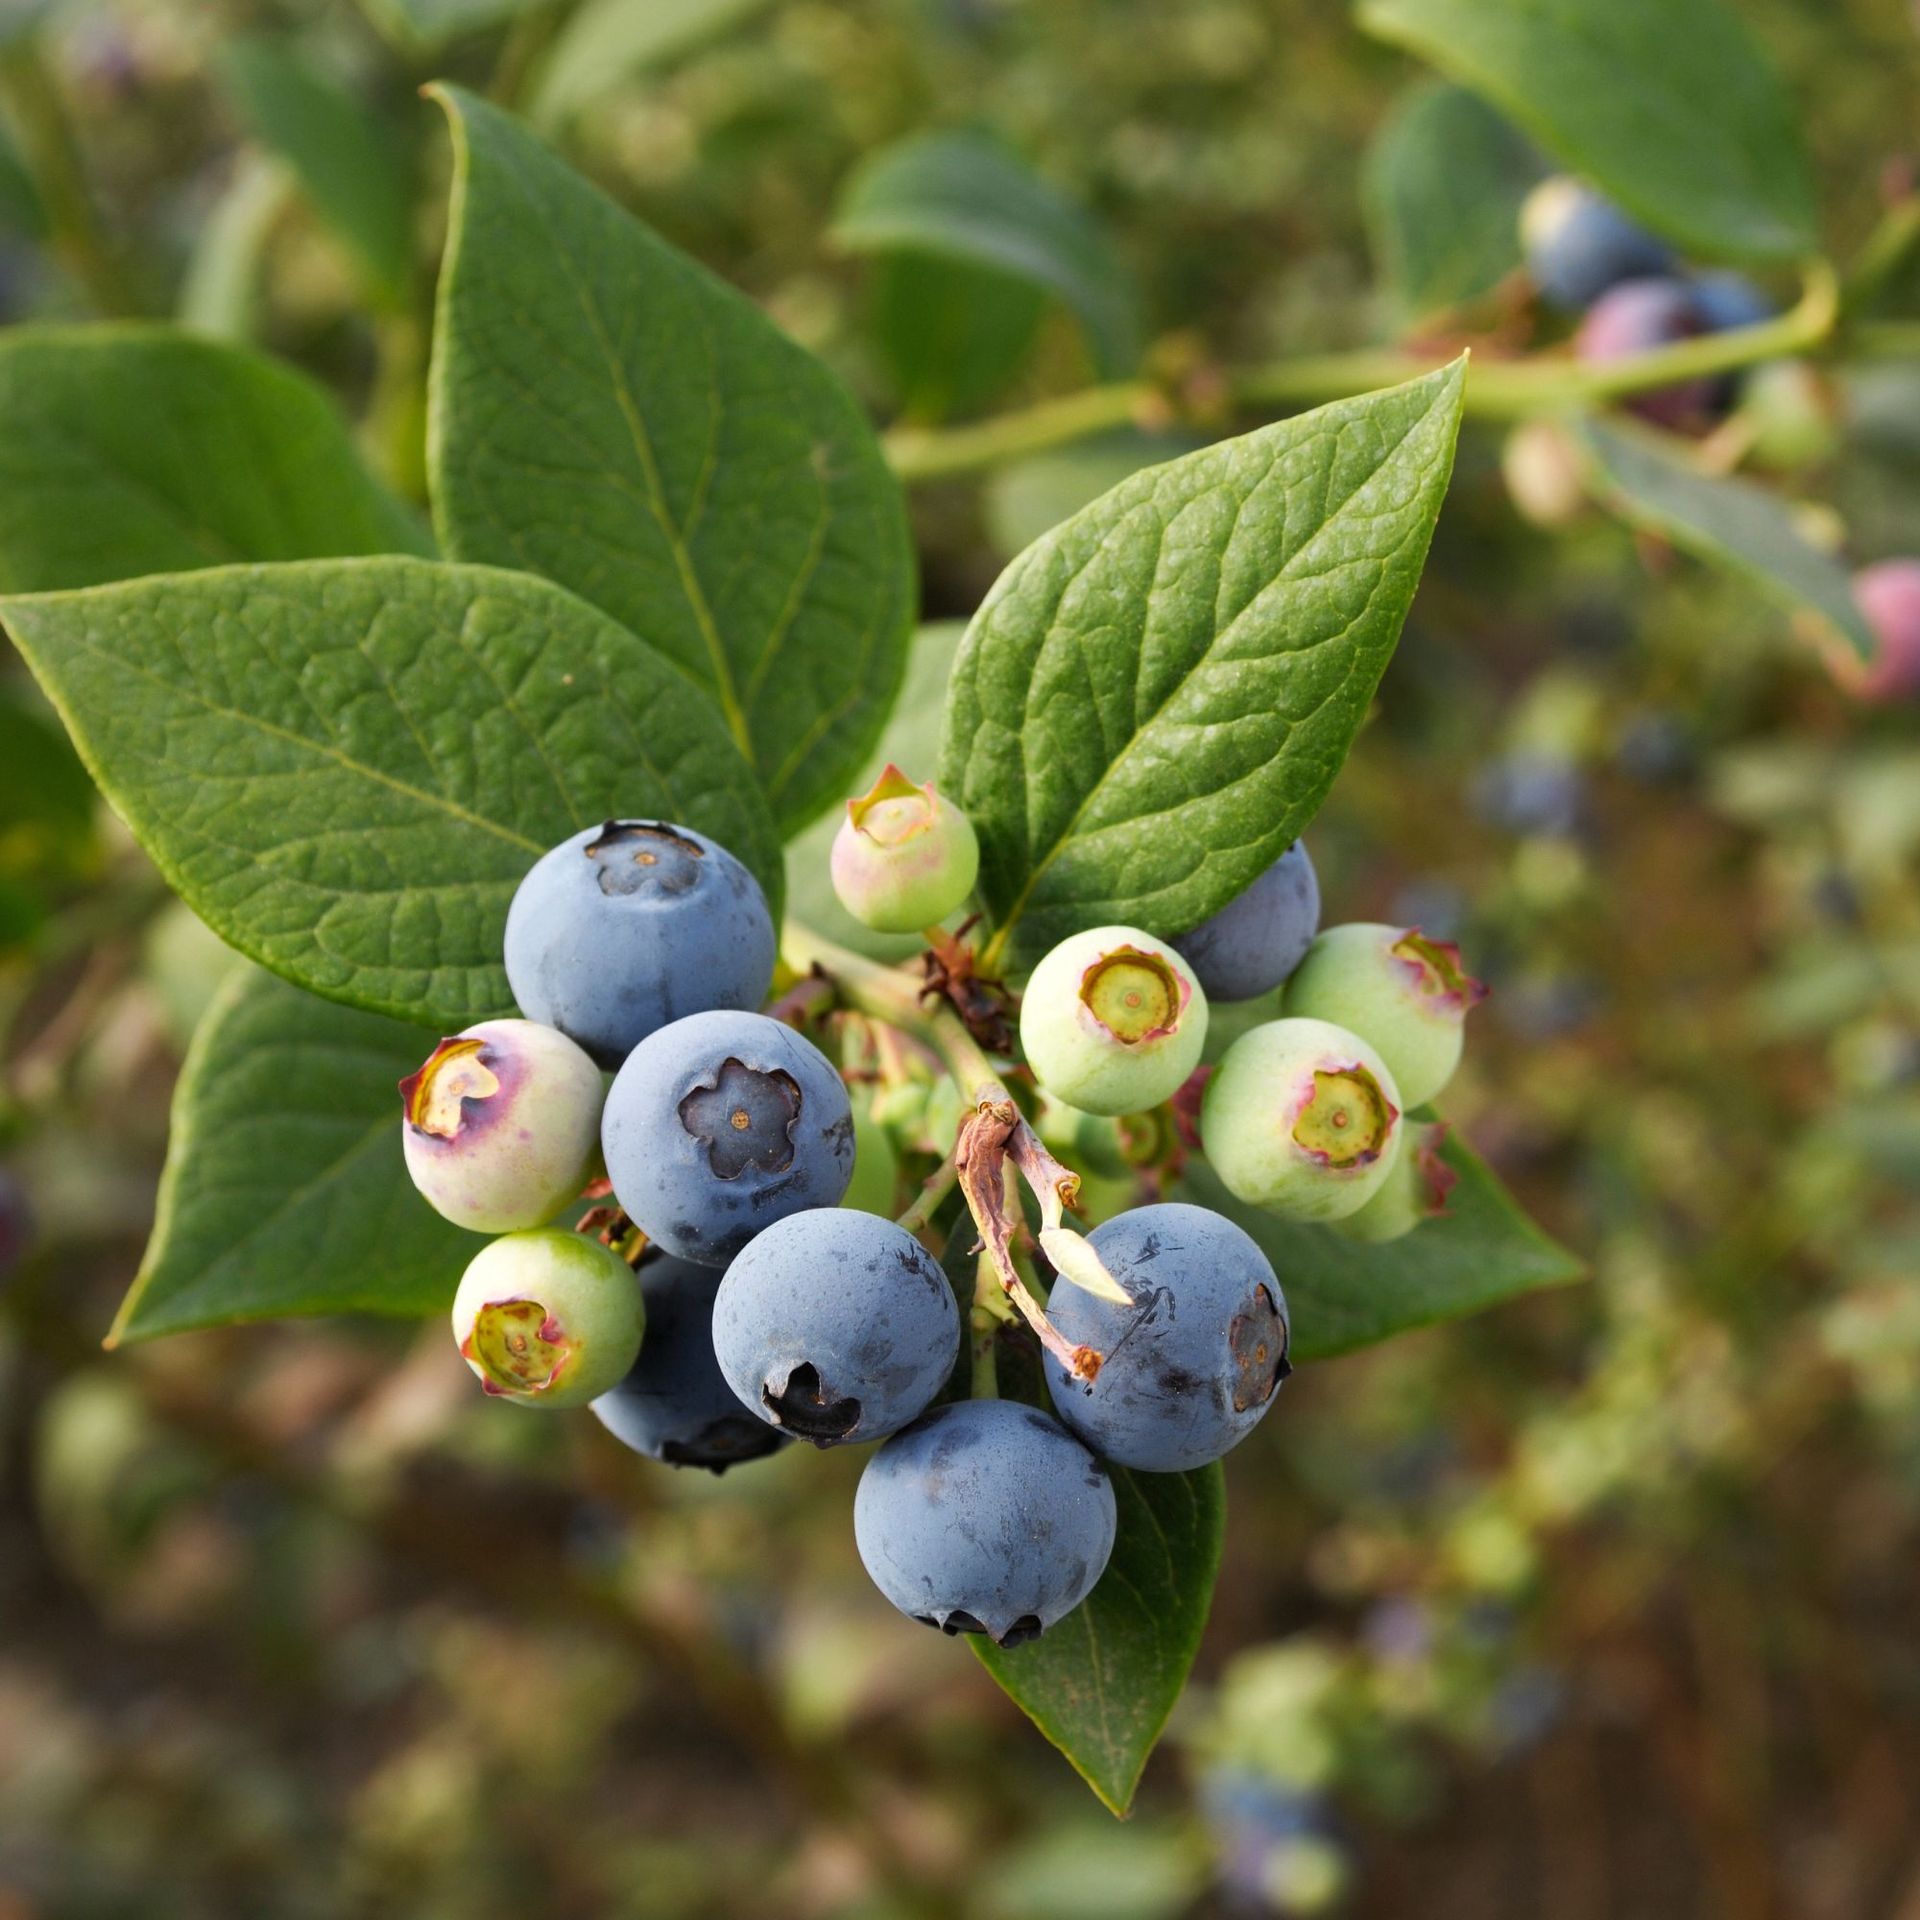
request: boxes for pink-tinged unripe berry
[1019,926,1208,1117]
[1837,561,1920,703]
[1574,278,1716,429]
[830,764,980,933]
[1283,923,1486,1109]
[1201,1017,1403,1222]
[401,1019,604,1233]
[1331,1119,1458,1244]
[451,1229,643,1409]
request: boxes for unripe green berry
[1740,360,1838,473]
[1019,926,1208,1117]
[1283,923,1486,1109]
[1331,1119,1457,1244]
[451,1229,644,1408]
[401,1019,604,1233]
[1202,1017,1402,1222]
[830,764,980,933]
[1034,1093,1133,1182]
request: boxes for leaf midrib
[479,110,756,764]
[6,603,544,856]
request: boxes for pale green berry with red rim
[1018,926,1208,1117]
[451,1229,643,1409]
[1283,923,1487,1109]
[1201,1016,1402,1222]
[1331,1119,1458,1244]
[401,1019,604,1233]
[830,764,980,933]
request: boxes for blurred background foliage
[2,0,1920,1915]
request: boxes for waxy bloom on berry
[1284,923,1486,1109]
[1202,1016,1403,1222]
[401,1018,603,1233]
[1019,926,1209,1117]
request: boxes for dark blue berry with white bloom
[504,820,776,1069]
[602,1009,855,1266]
[712,1210,960,1445]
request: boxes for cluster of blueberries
[1519,174,1787,430]
[1512,176,1920,705]
[398,767,1483,1649]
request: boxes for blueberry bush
[4,0,1919,1911]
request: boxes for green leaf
[1,557,780,1026]
[113,967,473,1345]
[1357,0,1817,264]
[784,621,965,962]
[356,0,543,52]
[834,130,1140,376]
[985,431,1202,560]
[1361,82,1542,319]
[1576,417,1875,663]
[0,2,56,51]
[427,85,914,837]
[981,1822,1204,1920]
[177,154,293,344]
[941,361,1466,964]
[0,115,45,238]
[867,251,1048,422]
[976,1462,1224,1817]
[1180,1129,1583,1361]
[221,37,416,301]
[0,327,430,593]
[528,0,779,129]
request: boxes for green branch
[883,263,1844,485]
[782,921,1010,1107]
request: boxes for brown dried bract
[920,919,1015,1053]
[955,1100,1104,1381]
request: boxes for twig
[894,1149,958,1238]
[883,264,1842,483]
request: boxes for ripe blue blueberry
[1519,177,1672,311]
[712,1210,960,1445]
[1018,926,1208,1117]
[1688,271,1773,333]
[591,1254,788,1471]
[1472,750,1585,839]
[854,1399,1117,1646]
[1043,1203,1289,1472]
[450,1228,644,1409]
[602,1009,855,1265]
[400,1018,603,1233]
[503,820,776,1069]
[1172,842,1320,1003]
[1574,278,1716,428]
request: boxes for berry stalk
[782,922,1101,1380]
